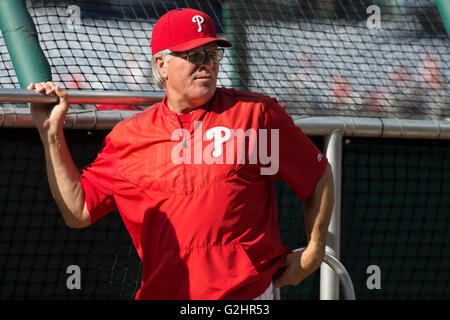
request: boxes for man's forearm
[273,166,334,289]
[40,128,90,228]
[303,163,334,254]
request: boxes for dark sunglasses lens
[189,52,205,64]
[187,50,224,64]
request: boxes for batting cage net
[0,0,448,118]
[1,129,448,299]
[0,0,449,300]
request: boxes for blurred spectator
[362,79,392,118]
[384,66,424,119]
[330,76,362,116]
[362,89,388,118]
[63,73,86,90]
[331,76,351,104]
[418,52,447,119]
[286,53,326,116]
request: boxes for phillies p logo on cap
[192,15,205,32]
[151,8,232,55]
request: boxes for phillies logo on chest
[192,15,205,32]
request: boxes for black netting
[0,0,449,300]
[1,129,448,299]
[0,128,141,299]
[340,137,449,299]
[277,137,449,300]
[0,0,448,118]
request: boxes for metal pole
[0,88,164,105]
[320,129,342,300]
[323,251,355,300]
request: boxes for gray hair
[151,49,172,89]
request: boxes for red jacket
[80,88,327,299]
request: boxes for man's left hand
[273,244,325,288]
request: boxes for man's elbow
[65,218,90,229]
[61,208,91,229]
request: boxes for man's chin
[194,78,216,86]
[193,83,216,96]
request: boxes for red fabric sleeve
[265,102,328,200]
[80,135,118,223]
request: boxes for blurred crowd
[289,51,448,120]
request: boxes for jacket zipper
[177,117,189,195]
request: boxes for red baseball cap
[151,8,232,55]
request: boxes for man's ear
[155,55,168,80]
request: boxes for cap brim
[169,37,232,53]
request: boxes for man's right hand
[27,82,68,136]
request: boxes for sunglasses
[171,48,224,65]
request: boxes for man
[28,8,334,300]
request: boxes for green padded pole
[223,0,248,91]
[0,0,52,88]
[435,0,450,37]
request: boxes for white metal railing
[1,88,449,300]
[293,116,450,140]
[321,129,342,299]
[0,88,164,105]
